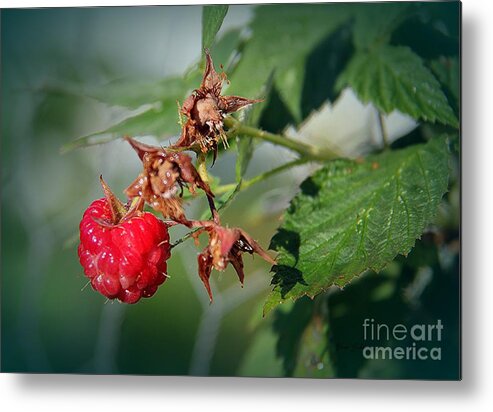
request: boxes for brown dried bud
[174,50,262,161]
[124,137,213,226]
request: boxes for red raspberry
[78,182,170,304]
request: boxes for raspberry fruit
[78,178,170,303]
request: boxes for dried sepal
[201,51,225,95]
[94,176,145,228]
[197,249,214,301]
[124,137,213,226]
[99,175,127,223]
[196,222,275,301]
[173,50,262,158]
[125,137,162,160]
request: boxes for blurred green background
[1,4,460,378]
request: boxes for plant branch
[224,116,339,161]
[378,112,389,149]
[215,158,310,194]
[171,229,198,248]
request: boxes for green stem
[224,116,339,161]
[215,158,310,194]
[378,112,389,150]
[244,158,309,189]
[171,227,199,248]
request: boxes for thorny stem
[171,228,199,248]
[223,117,340,161]
[170,219,215,249]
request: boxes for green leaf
[352,3,412,50]
[202,5,229,52]
[264,137,450,315]
[430,56,460,105]
[228,4,351,122]
[61,106,180,153]
[210,29,242,71]
[62,74,201,152]
[235,136,253,182]
[336,45,458,127]
[85,76,196,110]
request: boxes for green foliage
[273,298,314,375]
[431,56,460,106]
[268,235,460,379]
[272,297,333,377]
[62,2,459,150]
[228,4,351,122]
[352,3,412,50]
[61,74,200,152]
[85,76,195,110]
[210,29,242,70]
[235,135,253,182]
[61,107,175,153]
[235,84,270,183]
[202,5,229,52]
[265,137,450,314]
[336,45,458,127]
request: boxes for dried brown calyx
[124,137,213,227]
[195,222,276,302]
[95,175,146,228]
[173,50,262,162]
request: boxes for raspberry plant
[64,3,459,377]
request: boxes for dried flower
[174,50,262,161]
[124,137,213,226]
[196,222,276,301]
